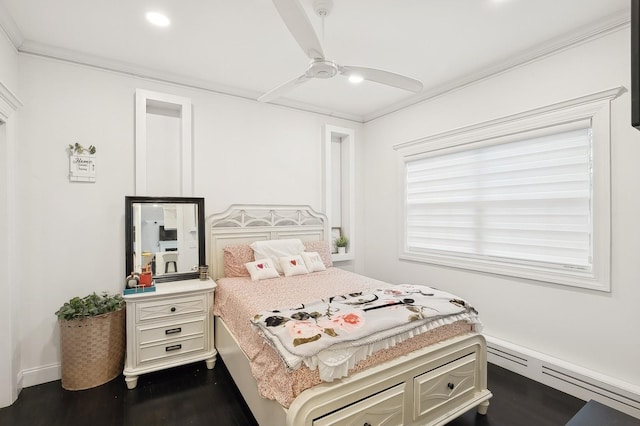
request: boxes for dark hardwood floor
[0,361,586,426]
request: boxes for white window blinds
[405,126,592,271]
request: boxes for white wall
[12,54,363,387]
[145,112,181,196]
[363,27,640,388]
[0,27,20,407]
[0,29,18,91]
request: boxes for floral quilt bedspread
[251,284,480,380]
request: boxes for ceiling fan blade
[341,66,423,93]
[272,0,325,60]
[258,74,312,103]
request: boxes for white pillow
[251,239,305,274]
[245,258,280,281]
[279,255,309,277]
[301,251,327,272]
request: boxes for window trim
[394,87,624,292]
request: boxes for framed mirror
[125,196,205,283]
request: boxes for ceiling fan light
[348,74,364,84]
[146,11,170,27]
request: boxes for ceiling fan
[258,0,423,103]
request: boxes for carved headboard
[206,204,329,279]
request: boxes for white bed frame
[207,205,492,426]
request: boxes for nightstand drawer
[136,295,206,322]
[413,352,477,421]
[138,317,205,345]
[313,383,405,426]
[139,336,206,363]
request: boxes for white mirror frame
[135,89,193,196]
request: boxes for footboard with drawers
[285,332,490,425]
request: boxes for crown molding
[0,79,22,121]
[363,10,630,123]
[0,3,24,49]
[251,97,364,123]
[19,39,262,98]
[17,40,365,123]
[7,9,629,125]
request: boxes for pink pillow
[223,244,254,277]
[303,241,333,268]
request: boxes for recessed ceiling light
[348,74,364,84]
[146,11,170,27]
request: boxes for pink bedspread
[213,268,474,407]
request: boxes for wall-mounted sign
[69,154,96,182]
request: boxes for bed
[206,204,492,426]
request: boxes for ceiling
[0,0,631,122]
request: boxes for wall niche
[135,89,193,196]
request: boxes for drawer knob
[170,307,176,312]
[448,382,455,390]
[166,344,182,352]
[165,327,182,335]
[364,423,371,426]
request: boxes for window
[395,88,622,291]
[406,125,591,268]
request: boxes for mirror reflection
[126,196,205,283]
[133,203,198,275]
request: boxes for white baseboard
[485,335,640,419]
[21,363,60,388]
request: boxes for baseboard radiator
[485,335,640,419]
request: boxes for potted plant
[67,142,96,155]
[55,292,126,390]
[335,236,349,254]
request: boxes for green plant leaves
[67,142,97,155]
[55,292,124,321]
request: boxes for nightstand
[122,278,217,389]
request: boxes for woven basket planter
[59,308,126,390]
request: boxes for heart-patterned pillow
[279,255,309,277]
[245,258,279,281]
[301,251,327,272]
